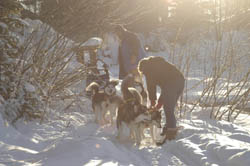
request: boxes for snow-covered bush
[0,3,87,125]
[0,3,45,125]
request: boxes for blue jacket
[118,32,146,79]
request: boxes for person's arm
[130,55,137,65]
[155,95,163,109]
[128,34,140,65]
[132,37,140,60]
[120,41,133,74]
[123,33,141,74]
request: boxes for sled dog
[136,108,162,144]
[117,74,161,145]
[86,80,121,125]
[116,103,162,145]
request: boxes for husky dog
[103,79,123,125]
[104,79,119,96]
[86,82,108,124]
[136,108,162,144]
[116,74,146,144]
[116,100,145,144]
[116,75,162,145]
[86,80,121,125]
[105,95,123,125]
[117,102,161,145]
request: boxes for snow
[1,62,250,166]
[81,37,103,47]
[1,17,250,166]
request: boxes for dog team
[86,56,185,146]
[86,73,161,145]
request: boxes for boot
[161,127,178,140]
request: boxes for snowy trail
[1,66,250,166]
[42,112,250,166]
[1,104,250,166]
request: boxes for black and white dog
[136,108,162,144]
[86,79,122,125]
[116,100,162,145]
[116,75,161,145]
[116,102,146,144]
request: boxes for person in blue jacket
[114,25,146,82]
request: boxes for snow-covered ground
[1,63,250,166]
[1,15,250,166]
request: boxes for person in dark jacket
[114,25,146,82]
[138,56,185,140]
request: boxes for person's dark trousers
[118,54,127,79]
[161,78,185,128]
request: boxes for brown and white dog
[116,101,162,145]
[116,75,161,145]
[136,108,162,144]
[86,80,122,125]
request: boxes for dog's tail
[85,82,100,94]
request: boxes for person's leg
[161,80,184,139]
[163,79,185,128]
[159,91,178,140]
[118,55,127,79]
[163,91,178,128]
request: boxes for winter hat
[138,56,152,74]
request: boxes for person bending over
[138,56,185,140]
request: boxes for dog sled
[85,60,110,88]
[73,37,112,97]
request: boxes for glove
[155,101,163,110]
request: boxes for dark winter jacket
[118,31,146,79]
[138,56,185,102]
